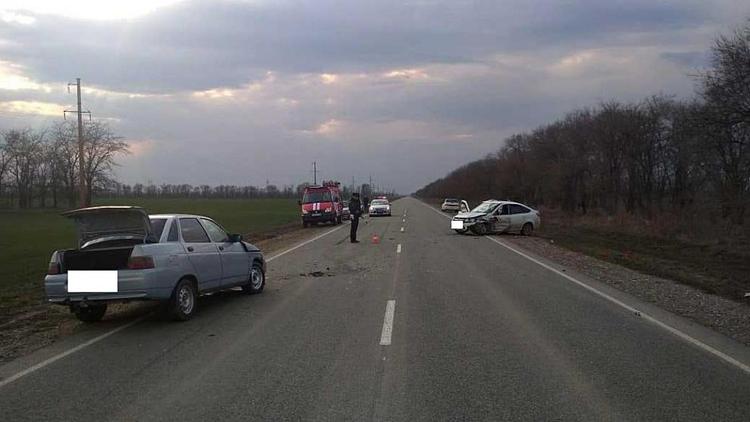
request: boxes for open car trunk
[62,247,134,271]
[58,206,155,272]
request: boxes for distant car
[451,200,540,236]
[44,206,266,322]
[369,199,392,216]
[342,201,351,220]
[441,198,461,212]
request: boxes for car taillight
[47,262,60,275]
[127,256,155,270]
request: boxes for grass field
[0,198,299,317]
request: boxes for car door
[491,204,512,233]
[201,218,247,286]
[509,204,531,231]
[179,217,223,291]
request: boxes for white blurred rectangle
[68,270,118,293]
[451,220,464,229]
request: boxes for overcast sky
[1,0,748,193]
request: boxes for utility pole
[313,161,317,185]
[64,78,91,208]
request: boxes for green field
[0,198,299,316]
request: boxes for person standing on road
[349,193,362,243]
[362,195,370,216]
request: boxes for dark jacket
[350,197,362,217]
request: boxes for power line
[64,78,91,208]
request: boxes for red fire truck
[299,181,344,227]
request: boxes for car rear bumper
[44,269,174,304]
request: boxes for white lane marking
[402,218,406,223]
[0,223,348,389]
[0,315,147,389]
[267,223,347,262]
[484,236,750,375]
[380,300,396,345]
[396,244,402,254]
[417,198,750,375]
[400,227,404,232]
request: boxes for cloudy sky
[1,0,748,193]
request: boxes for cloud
[0,0,748,193]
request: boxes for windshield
[471,202,499,214]
[302,190,331,203]
[371,200,388,205]
[445,198,459,203]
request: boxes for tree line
[0,120,128,209]
[416,21,750,225]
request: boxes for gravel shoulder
[503,234,750,347]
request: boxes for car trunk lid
[62,206,154,248]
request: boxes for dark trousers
[350,216,360,241]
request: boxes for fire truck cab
[300,181,344,227]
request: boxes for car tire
[242,262,265,295]
[169,278,197,321]
[471,223,488,235]
[521,222,534,236]
[73,304,107,323]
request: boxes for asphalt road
[1,197,750,421]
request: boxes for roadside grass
[421,197,750,303]
[535,210,750,303]
[0,198,299,320]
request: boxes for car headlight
[325,207,332,213]
[302,209,309,214]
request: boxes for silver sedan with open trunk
[44,206,266,322]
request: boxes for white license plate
[451,220,464,229]
[68,270,118,293]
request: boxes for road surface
[1,197,749,421]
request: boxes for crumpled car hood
[454,211,486,219]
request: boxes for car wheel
[471,223,488,235]
[169,278,197,321]
[521,222,534,236]
[242,263,265,294]
[73,304,107,323]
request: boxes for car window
[510,204,530,214]
[201,219,229,243]
[180,218,210,243]
[497,205,509,215]
[371,199,388,205]
[149,218,167,239]
[167,220,179,242]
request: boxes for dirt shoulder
[0,222,337,365]
[503,234,750,347]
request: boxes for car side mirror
[228,233,242,242]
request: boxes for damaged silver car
[44,206,266,322]
[451,200,540,236]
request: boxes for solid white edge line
[0,223,349,389]
[0,315,147,389]
[380,300,396,345]
[396,244,402,254]
[416,198,750,375]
